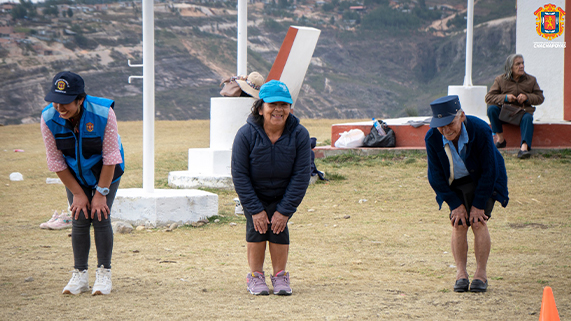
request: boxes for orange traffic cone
[539,286,560,321]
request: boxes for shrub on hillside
[74,34,98,50]
[361,6,422,32]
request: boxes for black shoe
[469,279,488,292]
[454,278,470,292]
[517,150,531,159]
[495,140,507,148]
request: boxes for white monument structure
[168,26,321,189]
[452,0,570,122]
[111,0,218,227]
[516,1,568,121]
[448,0,488,120]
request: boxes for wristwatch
[95,185,110,196]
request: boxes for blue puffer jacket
[425,115,509,211]
[231,113,311,218]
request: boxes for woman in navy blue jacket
[425,95,508,293]
[231,80,311,296]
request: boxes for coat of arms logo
[535,4,566,41]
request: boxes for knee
[521,113,534,125]
[470,222,489,233]
[72,215,91,228]
[487,105,500,118]
[453,224,469,233]
[92,217,112,229]
[487,105,499,113]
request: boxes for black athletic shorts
[449,176,495,226]
[244,199,290,244]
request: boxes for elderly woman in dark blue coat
[425,95,509,293]
[231,80,311,296]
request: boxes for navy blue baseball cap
[429,95,462,128]
[259,80,293,104]
[44,71,85,104]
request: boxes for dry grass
[0,120,570,320]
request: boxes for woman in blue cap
[40,71,125,296]
[231,80,311,296]
[425,95,509,293]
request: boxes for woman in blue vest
[40,71,125,296]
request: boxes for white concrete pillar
[448,85,488,121]
[237,0,247,76]
[463,0,474,86]
[210,97,254,150]
[142,0,155,192]
[447,0,486,121]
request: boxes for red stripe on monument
[565,0,571,120]
[267,27,298,82]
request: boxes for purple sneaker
[246,271,269,295]
[271,270,292,295]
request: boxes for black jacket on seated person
[231,113,311,218]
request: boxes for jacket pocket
[82,137,103,159]
[55,134,76,159]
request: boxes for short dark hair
[250,99,264,125]
[75,93,87,103]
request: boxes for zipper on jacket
[75,114,88,186]
[270,143,275,197]
[62,116,87,186]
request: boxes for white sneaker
[92,265,112,295]
[47,211,72,230]
[40,210,60,229]
[62,269,89,295]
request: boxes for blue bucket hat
[44,71,85,105]
[259,80,293,104]
[429,95,461,128]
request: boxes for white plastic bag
[9,172,23,181]
[334,129,365,148]
[46,178,63,184]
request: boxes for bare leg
[451,225,470,280]
[268,242,289,275]
[495,132,505,144]
[471,222,491,281]
[247,242,267,273]
[521,142,529,152]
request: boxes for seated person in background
[485,53,544,159]
[236,72,264,98]
[425,95,509,293]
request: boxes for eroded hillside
[0,0,516,124]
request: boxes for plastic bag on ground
[9,172,23,181]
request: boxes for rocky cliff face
[0,10,515,125]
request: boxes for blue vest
[42,95,125,188]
